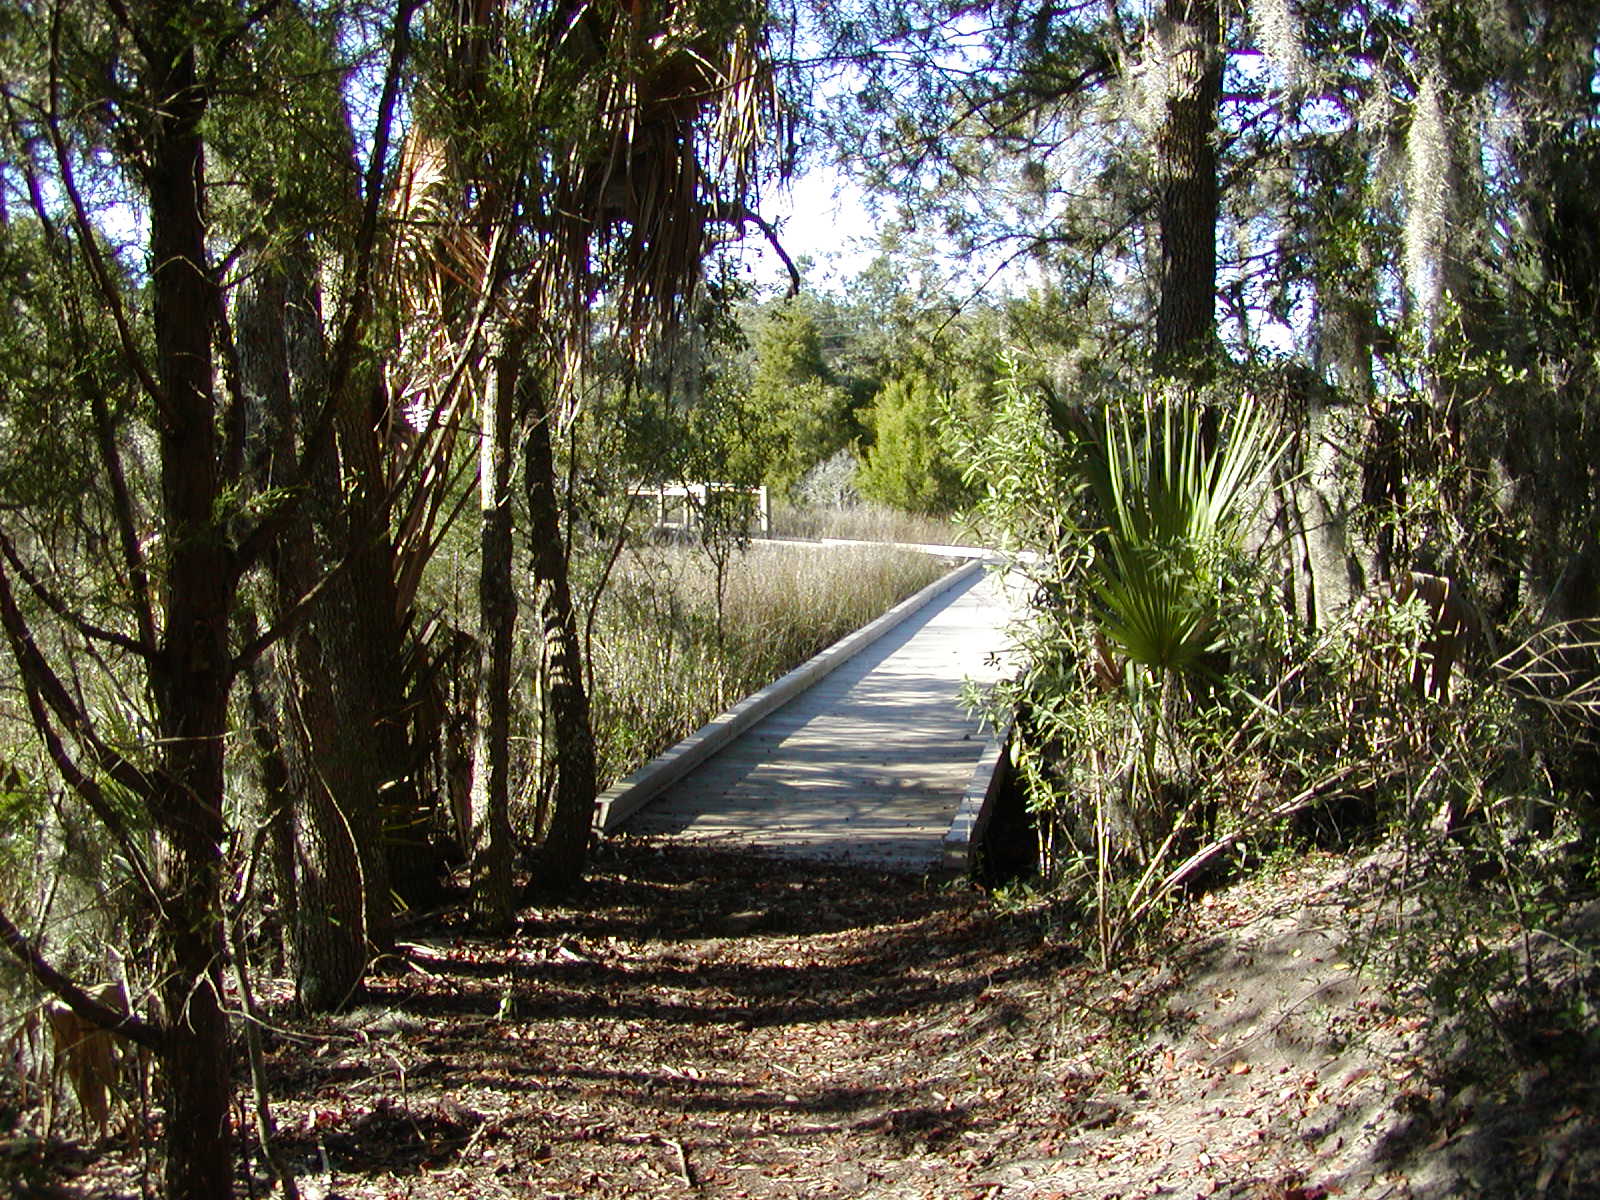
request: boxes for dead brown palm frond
[532,0,782,358]
[371,0,785,558]
[387,130,489,319]
[380,127,505,615]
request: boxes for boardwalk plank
[624,566,1018,871]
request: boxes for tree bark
[270,246,426,955]
[308,414,407,939]
[239,623,299,972]
[142,23,235,1196]
[468,323,522,930]
[1151,0,1221,371]
[522,393,595,893]
[238,255,371,1011]
[1293,141,1380,628]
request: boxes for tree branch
[0,545,156,810]
[297,0,423,490]
[711,201,801,295]
[0,529,153,659]
[89,390,159,653]
[228,543,352,672]
[0,903,164,1051]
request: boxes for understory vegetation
[970,371,1600,1059]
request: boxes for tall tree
[225,3,444,1005]
[1150,0,1221,367]
[736,301,855,494]
[523,0,783,893]
[0,0,418,1186]
[237,249,372,1010]
[819,0,1228,370]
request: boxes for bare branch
[89,391,159,652]
[0,633,160,905]
[0,529,153,659]
[229,545,353,671]
[100,0,156,64]
[0,903,164,1051]
[1494,619,1600,728]
[712,201,801,296]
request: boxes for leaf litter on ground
[19,837,1600,1198]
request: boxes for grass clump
[588,542,951,786]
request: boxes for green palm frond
[1094,543,1219,673]
[1079,389,1283,677]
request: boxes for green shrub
[974,359,1600,980]
[857,370,974,515]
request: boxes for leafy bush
[973,361,1600,981]
[857,370,974,515]
[971,378,1288,960]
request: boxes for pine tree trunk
[468,325,521,930]
[522,396,596,893]
[1152,0,1221,370]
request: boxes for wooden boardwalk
[621,565,1018,872]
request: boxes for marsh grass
[768,501,977,547]
[589,542,951,786]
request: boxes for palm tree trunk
[468,323,522,929]
[522,391,595,892]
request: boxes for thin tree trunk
[468,324,522,930]
[143,25,234,1195]
[522,393,595,893]
[1303,265,1375,623]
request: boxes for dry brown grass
[589,542,950,786]
[767,502,978,547]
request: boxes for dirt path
[280,840,1057,1199]
[39,839,1600,1198]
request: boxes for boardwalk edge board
[593,558,989,835]
[940,721,1013,875]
